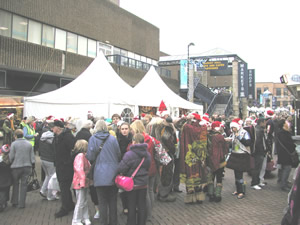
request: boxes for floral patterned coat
[73,153,92,189]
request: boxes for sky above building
[120,0,300,82]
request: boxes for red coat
[143,133,159,177]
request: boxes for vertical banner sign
[248,69,255,99]
[238,63,249,98]
[180,60,188,89]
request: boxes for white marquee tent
[133,66,203,116]
[23,52,137,119]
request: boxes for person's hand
[34,133,39,137]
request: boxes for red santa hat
[192,113,201,121]
[212,121,222,130]
[230,118,243,129]
[265,110,274,118]
[7,113,14,119]
[203,113,209,118]
[46,115,55,123]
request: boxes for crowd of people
[0,109,299,225]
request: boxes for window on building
[78,36,87,56]
[113,47,120,55]
[12,14,28,41]
[152,60,158,66]
[54,28,66,51]
[67,32,77,53]
[283,101,288,107]
[42,24,54,47]
[264,87,268,92]
[0,70,6,88]
[141,56,147,63]
[257,88,262,99]
[88,39,96,58]
[0,10,12,37]
[28,20,42,45]
[284,88,288,96]
[275,101,280,107]
[276,88,281,96]
[134,54,141,61]
[98,42,112,56]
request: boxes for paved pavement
[1,155,292,225]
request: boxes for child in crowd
[72,140,92,225]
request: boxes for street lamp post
[187,42,195,101]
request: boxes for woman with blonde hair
[130,120,160,221]
[72,139,92,225]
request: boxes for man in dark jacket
[53,120,76,218]
[251,118,267,190]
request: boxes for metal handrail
[206,94,218,115]
[224,93,233,117]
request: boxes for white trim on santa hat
[7,113,14,119]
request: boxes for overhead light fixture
[20,22,28,26]
[0,27,8,30]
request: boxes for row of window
[0,9,159,67]
[256,87,289,98]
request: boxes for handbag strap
[131,158,145,178]
[277,137,294,156]
[94,136,109,160]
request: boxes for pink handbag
[115,158,145,191]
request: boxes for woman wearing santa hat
[207,121,229,202]
[226,118,251,199]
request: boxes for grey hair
[82,120,93,129]
[95,120,108,132]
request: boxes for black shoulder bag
[87,136,109,180]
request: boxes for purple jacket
[117,143,151,187]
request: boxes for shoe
[55,209,69,218]
[40,191,47,198]
[251,185,262,190]
[72,222,83,225]
[281,186,290,192]
[237,193,245,199]
[158,195,176,202]
[122,208,128,215]
[83,219,91,225]
[259,183,265,187]
[47,197,57,201]
[232,191,238,196]
[94,210,100,219]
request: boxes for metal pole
[187,46,190,101]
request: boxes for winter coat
[86,131,121,187]
[117,143,151,188]
[143,133,158,177]
[277,128,296,166]
[117,131,132,158]
[9,138,35,168]
[54,128,76,182]
[75,128,92,142]
[207,130,229,172]
[252,124,266,156]
[72,153,92,189]
[0,153,12,188]
[39,131,55,162]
